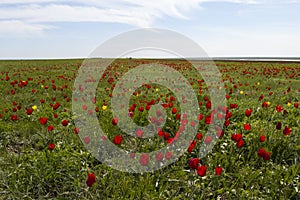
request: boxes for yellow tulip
[240,91,244,95]
[32,105,37,110]
[102,105,107,111]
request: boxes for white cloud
[0,20,54,37]
[0,0,260,37]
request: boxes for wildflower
[112,118,118,126]
[283,126,292,136]
[188,157,200,169]
[260,135,266,142]
[86,173,96,187]
[140,154,149,166]
[47,125,54,132]
[245,109,252,117]
[62,119,68,126]
[48,143,55,150]
[215,166,222,176]
[155,152,163,162]
[165,152,172,160]
[11,114,18,121]
[39,117,48,125]
[197,165,207,177]
[113,135,123,145]
[236,139,245,148]
[244,124,251,131]
[26,108,33,115]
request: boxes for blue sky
[0,0,299,59]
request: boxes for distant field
[0,59,299,199]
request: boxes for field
[0,59,299,199]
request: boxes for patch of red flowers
[188,157,200,169]
[257,148,271,161]
[11,114,18,121]
[39,117,48,125]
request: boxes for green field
[0,59,299,199]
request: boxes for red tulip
[245,109,252,117]
[243,124,251,131]
[197,165,207,177]
[140,153,149,166]
[262,102,268,107]
[47,125,54,132]
[165,152,172,160]
[276,122,282,130]
[224,120,230,127]
[188,157,200,169]
[196,133,203,140]
[263,151,271,161]
[283,126,292,136]
[172,108,177,114]
[26,108,33,115]
[62,119,68,126]
[48,143,55,150]
[11,114,18,121]
[112,118,118,126]
[260,135,266,142]
[86,173,96,187]
[215,166,222,176]
[53,102,60,110]
[136,129,144,138]
[276,105,283,112]
[187,140,197,153]
[257,148,271,161]
[231,133,242,142]
[74,127,80,134]
[206,101,211,109]
[155,152,163,161]
[113,135,123,145]
[230,104,238,109]
[39,117,47,125]
[83,136,90,144]
[257,148,266,157]
[236,139,244,148]
[204,135,213,144]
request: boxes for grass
[0,59,299,199]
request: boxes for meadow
[0,59,299,199]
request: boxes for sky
[0,0,300,59]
